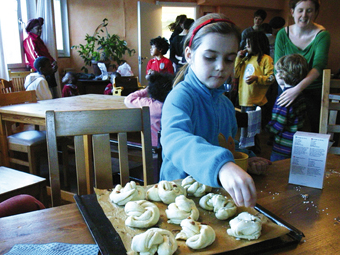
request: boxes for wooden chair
[319,69,340,154]
[112,76,144,96]
[8,69,33,92]
[0,79,13,94]
[0,91,47,175]
[46,106,154,207]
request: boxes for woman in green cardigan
[274,0,330,133]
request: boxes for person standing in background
[240,9,267,49]
[23,17,59,98]
[168,14,187,44]
[170,18,194,73]
[275,0,330,133]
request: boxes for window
[54,0,70,57]
[0,0,69,69]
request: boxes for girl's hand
[277,86,301,107]
[218,162,257,207]
[248,157,271,175]
[237,49,247,58]
[246,75,258,84]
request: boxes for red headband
[188,18,235,48]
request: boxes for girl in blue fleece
[160,13,271,208]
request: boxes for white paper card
[289,131,330,189]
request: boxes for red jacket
[23,32,55,71]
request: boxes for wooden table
[253,153,340,254]
[0,203,95,254]
[0,166,46,204]
[0,154,339,254]
[0,94,127,194]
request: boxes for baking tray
[75,193,303,255]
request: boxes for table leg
[0,114,10,166]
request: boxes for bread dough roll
[125,200,160,228]
[165,195,199,224]
[109,181,146,206]
[227,212,262,240]
[176,218,215,249]
[147,180,186,204]
[199,193,237,220]
[181,176,212,197]
[131,228,178,255]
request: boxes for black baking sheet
[75,194,303,255]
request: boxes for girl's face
[245,39,252,53]
[30,25,42,36]
[185,33,238,89]
[291,0,317,28]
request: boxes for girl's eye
[204,55,216,61]
[225,54,236,63]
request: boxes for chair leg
[27,147,39,176]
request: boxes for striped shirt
[266,90,306,157]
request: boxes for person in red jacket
[23,17,58,98]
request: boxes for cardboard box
[289,131,330,189]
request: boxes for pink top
[124,88,162,147]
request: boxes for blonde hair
[173,13,241,87]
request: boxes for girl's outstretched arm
[218,162,257,207]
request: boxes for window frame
[6,0,70,70]
[55,0,70,58]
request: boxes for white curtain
[0,18,8,80]
[37,0,61,97]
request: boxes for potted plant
[71,18,135,74]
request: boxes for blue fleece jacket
[160,68,241,188]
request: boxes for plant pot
[91,60,111,76]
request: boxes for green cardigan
[274,28,330,90]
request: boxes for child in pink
[124,72,174,146]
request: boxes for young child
[234,31,274,153]
[235,31,274,111]
[266,54,309,162]
[160,13,271,208]
[24,56,53,100]
[61,72,79,97]
[145,36,174,81]
[124,72,174,147]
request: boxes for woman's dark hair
[183,18,194,30]
[245,31,270,64]
[261,23,272,34]
[269,16,285,29]
[168,14,187,32]
[150,36,170,55]
[148,72,174,102]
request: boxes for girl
[160,13,271,208]
[235,31,275,111]
[61,72,79,97]
[124,72,174,147]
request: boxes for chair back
[46,107,154,207]
[0,90,37,106]
[319,69,340,154]
[8,69,33,92]
[113,76,140,96]
[0,79,13,94]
